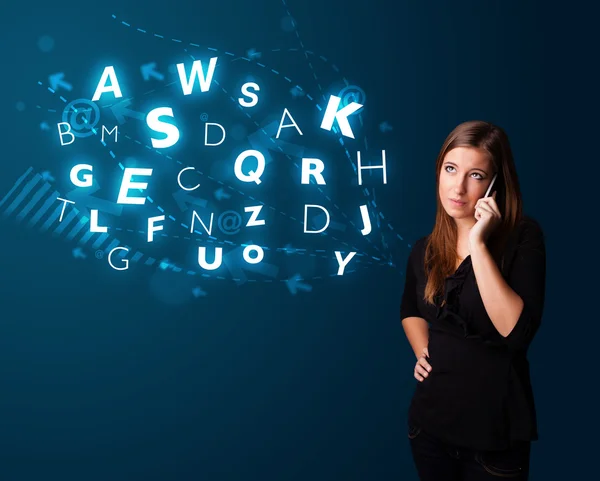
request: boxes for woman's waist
[426,330,511,376]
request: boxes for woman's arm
[470,243,524,337]
[402,316,430,359]
[470,221,546,349]
[400,240,430,359]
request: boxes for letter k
[320,95,363,139]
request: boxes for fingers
[476,203,495,216]
[421,347,431,371]
[488,201,501,217]
[414,364,426,381]
[475,202,500,222]
[419,355,432,372]
[414,360,430,381]
[476,197,501,217]
[414,354,432,382]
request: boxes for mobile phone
[484,173,498,198]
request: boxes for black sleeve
[400,242,422,321]
[502,219,546,351]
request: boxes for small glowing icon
[214,188,231,201]
[218,210,243,235]
[61,99,100,138]
[72,247,87,259]
[379,121,393,133]
[337,85,366,108]
[49,72,72,91]
[290,85,305,98]
[286,273,312,295]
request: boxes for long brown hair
[423,120,523,306]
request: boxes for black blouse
[400,216,546,451]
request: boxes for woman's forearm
[402,316,430,359]
[470,241,524,337]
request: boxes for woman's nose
[454,179,467,194]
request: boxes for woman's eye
[444,166,483,180]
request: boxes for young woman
[400,120,546,480]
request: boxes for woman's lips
[450,199,466,207]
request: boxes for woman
[400,120,546,480]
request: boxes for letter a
[276,108,303,139]
[92,66,123,102]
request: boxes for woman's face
[439,147,495,220]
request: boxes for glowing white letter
[148,215,165,242]
[101,125,118,142]
[204,123,226,146]
[69,164,93,187]
[359,204,371,235]
[56,197,75,222]
[234,150,265,184]
[243,245,264,264]
[244,205,265,227]
[357,150,387,185]
[177,167,200,192]
[276,108,303,139]
[320,95,363,139]
[90,209,108,233]
[301,158,326,185]
[147,107,180,149]
[117,168,153,205]
[197,246,222,270]
[177,58,218,95]
[190,211,213,235]
[108,247,129,271]
[335,251,357,275]
[57,122,75,146]
[92,66,123,102]
[304,205,330,234]
[238,82,260,107]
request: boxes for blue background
[0,0,589,479]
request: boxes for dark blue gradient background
[0,1,589,479]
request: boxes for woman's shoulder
[502,215,545,263]
[413,234,430,251]
[515,215,545,244]
[408,234,430,262]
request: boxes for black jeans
[408,424,531,480]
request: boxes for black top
[400,216,546,451]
